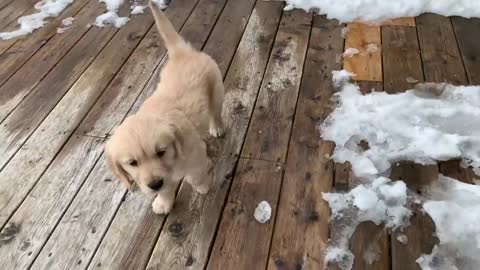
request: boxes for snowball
[152,0,169,10]
[62,17,74,26]
[320,73,480,178]
[131,5,146,15]
[322,178,411,270]
[282,0,480,23]
[343,48,359,58]
[0,0,75,40]
[254,201,271,223]
[417,175,480,270]
[366,43,378,54]
[396,234,408,244]
[95,11,130,28]
[406,77,419,83]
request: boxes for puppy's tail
[149,1,190,55]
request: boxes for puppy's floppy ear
[105,145,133,190]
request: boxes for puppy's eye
[156,150,166,158]
[129,160,138,167]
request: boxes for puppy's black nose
[148,178,164,191]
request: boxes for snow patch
[341,26,349,38]
[406,76,419,83]
[323,177,411,270]
[320,73,480,178]
[396,234,408,244]
[283,0,480,23]
[417,175,480,270]
[0,0,75,40]
[254,201,271,223]
[152,0,168,10]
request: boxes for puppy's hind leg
[208,78,225,138]
[185,157,214,194]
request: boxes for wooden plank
[207,9,310,270]
[343,23,382,81]
[390,163,438,270]
[201,0,259,77]
[0,0,176,228]
[0,0,93,88]
[416,14,467,85]
[241,10,312,162]
[333,81,390,270]
[13,1,200,269]
[383,25,437,270]
[0,136,104,269]
[383,17,416,27]
[87,0,229,268]
[145,1,279,268]
[267,15,343,270]
[0,0,36,31]
[0,6,143,170]
[382,25,423,92]
[0,0,116,123]
[0,0,90,57]
[0,0,16,11]
[207,159,283,270]
[416,14,472,184]
[451,17,480,84]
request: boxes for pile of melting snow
[322,72,480,178]
[417,175,480,270]
[320,71,480,270]
[283,0,480,23]
[322,177,411,270]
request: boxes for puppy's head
[105,113,184,196]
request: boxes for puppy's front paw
[152,196,173,215]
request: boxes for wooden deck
[0,0,478,269]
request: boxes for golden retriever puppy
[105,1,224,215]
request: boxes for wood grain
[452,17,480,84]
[267,15,342,270]
[0,0,93,88]
[241,10,312,162]
[207,159,283,270]
[383,25,437,270]
[87,0,229,268]
[344,23,382,81]
[0,8,154,229]
[416,14,467,85]
[146,1,280,269]
[383,17,416,27]
[23,1,200,269]
[0,136,104,269]
[382,25,423,92]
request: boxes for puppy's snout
[148,178,164,191]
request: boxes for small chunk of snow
[406,77,419,83]
[152,0,169,10]
[95,11,130,28]
[343,48,359,58]
[331,70,356,89]
[254,201,271,223]
[366,43,378,54]
[62,17,74,26]
[396,234,408,244]
[131,5,146,15]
